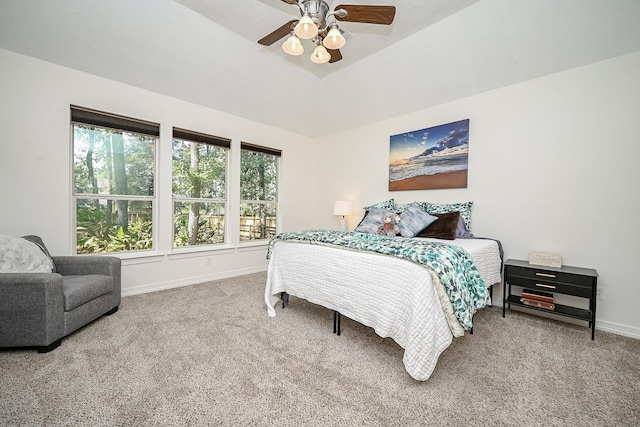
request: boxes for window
[71,106,158,254]
[172,128,230,247]
[240,143,281,242]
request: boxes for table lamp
[333,200,354,232]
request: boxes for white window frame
[70,105,159,256]
[239,142,281,244]
[171,127,231,250]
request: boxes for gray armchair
[0,237,121,353]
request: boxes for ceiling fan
[258,1,396,64]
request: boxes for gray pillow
[455,217,474,238]
[398,204,438,238]
[354,208,395,234]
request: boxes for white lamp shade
[294,14,318,39]
[323,27,346,49]
[333,200,354,216]
[282,35,304,56]
[310,44,331,64]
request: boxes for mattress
[417,237,502,288]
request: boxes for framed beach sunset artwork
[389,119,469,191]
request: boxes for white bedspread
[265,241,455,381]
[418,237,502,287]
[265,237,502,380]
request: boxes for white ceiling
[1,0,640,138]
[174,0,478,78]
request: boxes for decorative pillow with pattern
[354,207,396,234]
[398,204,438,238]
[394,202,409,213]
[416,201,473,231]
[363,198,395,211]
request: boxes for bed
[263,201,503,381]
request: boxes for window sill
[118,251,165,266]
[168,245,235,260]
[81,242,269,266]
[238,240,270,251]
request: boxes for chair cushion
[62,275,114,311]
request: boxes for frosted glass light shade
[310,44,331,64]
[323,26,346,49]
[333,200,354,216]
[282,35,304,56]
[334,200,353,232]
[294,14,318,39]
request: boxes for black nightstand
[502,259,599,340]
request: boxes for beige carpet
[1,272,639,426]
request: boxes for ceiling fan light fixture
[282,34,304,56]
[259,1,396,66]
[323,25,346,50]
[310,44,331,64]
[294,13,318,39]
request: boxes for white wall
[0,49,321,295]
[316,51,640,338]
[2,47,639,338]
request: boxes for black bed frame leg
[333,311,341,336]
[470,313,475,335]
[489,285,494,307]
[280,292,289,309]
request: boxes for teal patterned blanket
[267,230,490,329]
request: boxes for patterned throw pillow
[398,204,438,238]
[416,201,473,231]
[363,199,395,211]
[354,207,396,234]
[393,202,409,213]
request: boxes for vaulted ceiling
[1,0,640,137]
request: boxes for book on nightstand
[521,289,554,304]
[521,297,555,311]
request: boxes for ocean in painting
[389,151,468,182]
[389,119,470,184]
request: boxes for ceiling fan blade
[334,5,396,25]
[280,0,299,4]
[258,19,298,46]
[328,49,342,63]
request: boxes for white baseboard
[499,303,640,340]
[595,319,640,340]
[121,265,268,297]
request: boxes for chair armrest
[0,273,64,303]
[0,273,65,347]
[52,256,120,277]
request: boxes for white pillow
[0,235,55,273]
